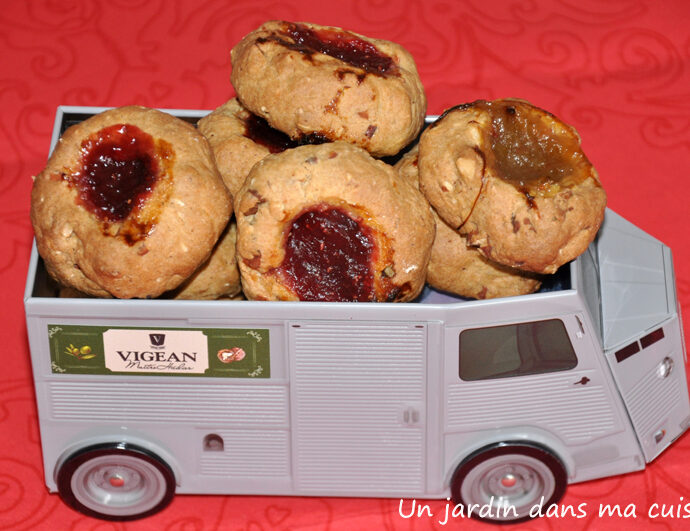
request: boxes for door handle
[574,376,590,386]
[402,406,420,425]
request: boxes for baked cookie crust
[168,221,241,300]
[234,141,435,302]
[230,20,426,157]
[198,98,299,197]
[396,146,541,299]
[418,99,606,274]
[31,105,232,298]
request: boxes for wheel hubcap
[461,454,556,519]
[70,455,168,516]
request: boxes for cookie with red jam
[230,20,426,157]
[396,146,542,299]
[418,99,606,274]
[198,98,301,197]
[31,105,232,299]
[234,142,435,302]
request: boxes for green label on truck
[48,325,270,378]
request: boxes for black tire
[56,442,176,521]
[450,441,567,523]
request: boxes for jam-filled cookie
[31,105,232,299]
[168,221,242,300]
[234,141,435,302]
[418,99,606,274]
[230,20,426,157]
[198,98,301,197]
[396,147,542,299]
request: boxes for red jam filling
[278,205,376,302]
[244,114,298,153]
[267,22,398,77]
[75,124,161,222]
[244,113,331,149]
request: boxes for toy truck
[23,106,690,523]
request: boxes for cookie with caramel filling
[396,146,542,299]
[31,105,232,298]
[234,141,435,302]
[230,20,426,157]
[198,98,301,197]
[418,99,606,274]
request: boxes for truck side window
[459,319,577,381]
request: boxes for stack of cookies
[30,20,606,303]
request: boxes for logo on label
[149,333,166,348]
[217,347,246,363]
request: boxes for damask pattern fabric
[2,0,689,528]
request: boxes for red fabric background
[2,0,690,529]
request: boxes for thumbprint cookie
[230,20,426,157]
[418,99,606,274]
[234,141,435,302]
[31,105,232,298]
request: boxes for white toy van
[24,107,689,523]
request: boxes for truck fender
[446,438,569,522]
[444,426,575,488]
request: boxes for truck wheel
[450,442,567,523]
[56,443,175,521]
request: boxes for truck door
[289,321,426,496]
[444,313,643,484]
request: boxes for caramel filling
[487,101,591,200]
